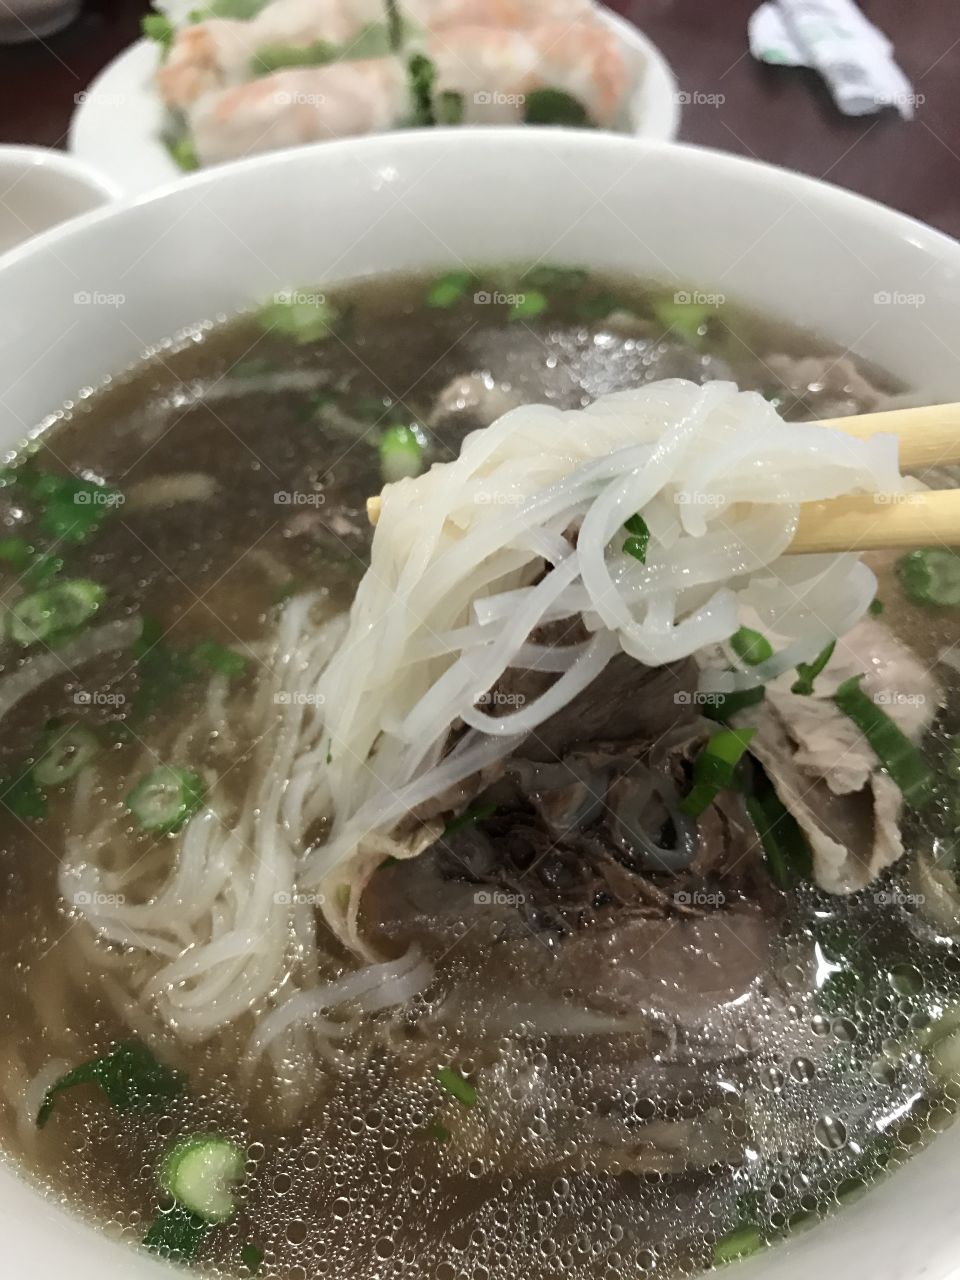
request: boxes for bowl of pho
[0,129,960,1280]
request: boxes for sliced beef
[735,617,940,893]
[762,352,893,420]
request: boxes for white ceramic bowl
[1,130,960,1279]
[0,146,119,257]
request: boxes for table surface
[0,0,958,234]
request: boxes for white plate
[68,11,680,197]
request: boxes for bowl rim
[3,128,958,279]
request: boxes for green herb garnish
[523,88,591,126]
[791,639,836,695]
[436,1066,477,1108]
[144,1203,208,1261]
[37,1040,184,1128]
[833,674,934,808]
[730,626,773,666]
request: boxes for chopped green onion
[746,778,812,888]
[437,90,464,123]
[251,38,337,73]
[22,552,64,588]
[190,640,248,677]
[258,292,336,344]
[37,1040,184,1128]
[508,290,548,321]
[868,597,884,616]
[380,425,424,483]
[165,135,199,172]
[651,296,717,347]
[33,723,99,786]
[426,271,473,308]
[0,536,33,571]
[144,1203,208,1261]
[8,578,105,646]
[408,52,437,125]
[142,12,176,53]
[436,1066,477,1108]
[680,727,757,818]
[442,802,496,837]
[791,639,836,696]
[730,626,773,666]
[713,1225,764,1265]
[703,686,765,722]
[832,674,933,808]
[0,768,47,819]
[622,513,650,564]
[126,766,207,835]
[897,548,960,607]
[160,1134,245,1224]
[523,87,591,126]
[522,266,589,292]
[427,1120,451,1143]
[240,1243,265,1273]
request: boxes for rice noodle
[304,380,900,950]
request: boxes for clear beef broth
[0,269,955,1280]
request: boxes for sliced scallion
[832,674,933,808]
[680,727,757,818]
[33,724,99,786]
[426,271,473,308]
[713,1224,764,1265]
[8,579,105,646]
[791,639,836,696]
[897,547,960,608]
[126,766,206,835]
[160,1134,245,1224]
[435,1066,476,1108]
[380,425,424,482]
[730,625,773,666]
[703,686,765,722]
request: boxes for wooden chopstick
[819,401,960,469]
[367,402,960,553]
[791,489,960,554]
